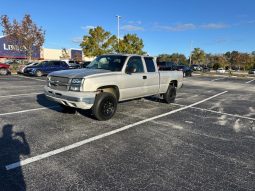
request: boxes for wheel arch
[97,85,120,101]
[170,80,178,88]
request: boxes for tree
[191,48,206,64]
[117,34,145,55]
[170,53,187,64]
[80,26,116,57]
[157,53,187,64]
[59,48,70,59]
[1,14,45,61]
[157,54,172,62]
[212,55,228,70]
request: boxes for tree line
[1,14,255,70]
[158,48,255,70]
[80,26,145,56]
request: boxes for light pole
[116,15,121,51]
[189,40,193,66]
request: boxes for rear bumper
[44,86,96,109]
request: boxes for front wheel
[0,68,8,75]
[35,70,43,77]
[163,84,176,104]
[92,92,117,121]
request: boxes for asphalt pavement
[0,74,254,191]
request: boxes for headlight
[70,78,83,91]
[69,86,80,91]
[71,78,82,84]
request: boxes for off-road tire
[163,84,176,104]
[92,92,117,121]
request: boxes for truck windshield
[86,55,127,71]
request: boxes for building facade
[0,36,93,62]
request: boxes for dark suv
[176,65,193,77]
[24,60,69,77]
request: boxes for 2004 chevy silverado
[44,54,183,120]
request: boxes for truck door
[143,57,159,95]
[120,56,146,100]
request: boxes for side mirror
[126,65,136,74]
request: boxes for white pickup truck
[44,54,183,120]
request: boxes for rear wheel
[35,70,43,77]
[0,68,8,75]
[163,84,176,104]
[92,92,117,121]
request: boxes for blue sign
[71,49,82,60]
[0,36,41,59]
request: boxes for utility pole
[189,41,193,66]
[116,15,121,51]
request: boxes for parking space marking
[5,91,227,170]
[0,92,42,98]
[211,78,225,81]
[245,79,255,84]
[0,106,59,117]
[14,75,46,82]
[2,85,44,88]
[172,103,255,121]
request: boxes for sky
[0,0,255,56]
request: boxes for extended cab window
[87,55,127,71]
[126,56,144,73]
[144,57,156,72]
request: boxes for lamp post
[189,40,193,66]
[116,15,121,51]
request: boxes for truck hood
[49,68,112,78]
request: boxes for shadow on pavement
[0,124,30,191]
[36,94,94,119]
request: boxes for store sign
[3,43,26,51]
[0,36,40,59]
[71,49,82,60]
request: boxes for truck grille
[49,76,70,91]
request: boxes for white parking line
[172,103,255,121]
[0,93,42,98]
[0,106,59,117]
[245,79,255,84]
[3,85,44,88]
[14,75,46,82]
[6,91,227,170]
[211,78,225,82]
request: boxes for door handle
[143,76,147,79]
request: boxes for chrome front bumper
[44,86,96,109]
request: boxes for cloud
[215,38,228,44]
[155,23,196,32]
[200,23,230,29]
[120,25,144,31]
[81,25,95,30]
[154,22,230,32]
[247,20,255,24]
[128,20,142,25]
[72,37,83,44]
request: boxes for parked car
[176,65,193,77]
[191,64,202,71]
[62,60,80,69]
[24,60,69,77]
[202,66,210,72]
[0,63,11,75]
[248,69,255,74]
[216,68,226,73]
[18,62,40,74]
[80,61,91,68]
[45,54,183,120]
[157,62,177,71]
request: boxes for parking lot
[0,74,254,191]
